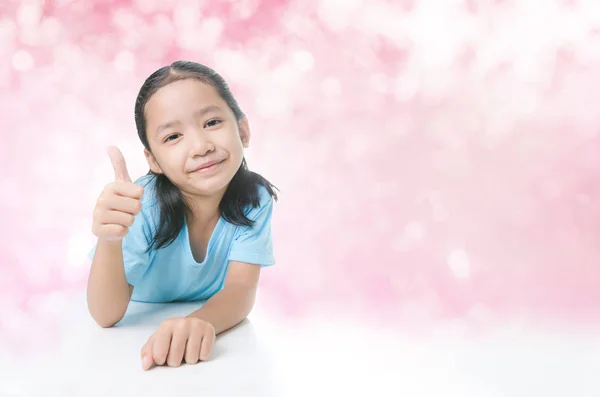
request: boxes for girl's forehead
[146,81,228,119]
[152,79,220,103]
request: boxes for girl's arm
[87,239,134,328]
[186,261,260,334]
[87,146,143,328]
[139,262,264,370]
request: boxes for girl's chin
[185,178,230,197]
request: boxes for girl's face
[143,79,249,198]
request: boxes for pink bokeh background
[1,0,600,349]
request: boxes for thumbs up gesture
[92,146,145,241]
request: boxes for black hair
[134,60,278,251]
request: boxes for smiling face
[143,78,250,200]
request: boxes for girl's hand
[92,146,144,242]
[140,317,216,370]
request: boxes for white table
[2,292,600,397]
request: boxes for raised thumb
[107,146,132,183]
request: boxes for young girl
[87,61,278,371]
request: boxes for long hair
[134,60,278,251]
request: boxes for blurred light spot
[19,252,55,289]
[4,306,26,333]
[432,204,447,222]
[27,291,67,316]
[173,2,201,28]
[392,233,408,253]
[256,92,290,118]
[394,75,420,102]
[53,43,81,67]
[16,1,42,27]
[318,0,363,32]
[272,63,300,88]
[284,15,315,39]
[369,73,388,94]
[235,0,259,19]
[135,0,160,13]
[393,222,426,253]
[428,191,448,222]
[370,181,396,199]
[447,249,470,279]
[113,51,135,71]
[428,190,441,203]
[357,2,404,42]
[576,193,591,205]
[404,221,425,241]
[178,17,223,50]
[19,26,41,47]
[39,18,62,46]
[580,125,599,139]
[541,179,561,199]
[320,77,341,97]
[342,133,369,160]
[419,73,451,100]
[112,9,138,30]
[153,14,174,36]
[519,91,540,115]
[292,50,315,72]
[409,2,461,72]
[0,19,17,49]
[11,50,34,71]
[389,270,406,293]
[214,49,249,83]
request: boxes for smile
[192,160,225,174]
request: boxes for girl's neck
[183,190,224,227]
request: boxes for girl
[87,61,278,371]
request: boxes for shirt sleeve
[228,191,276,267]
[87,206,155,286]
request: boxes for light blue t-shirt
[88,174,276,303]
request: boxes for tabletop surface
[1,293,600,397]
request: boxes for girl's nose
[189,130,215,157]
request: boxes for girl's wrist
[97,238,123,249]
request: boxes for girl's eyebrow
[193,105,222,118]
[155,105,223,136]
[155,120,182,136]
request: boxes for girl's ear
[144,149,163,174]
[238,118,251,148]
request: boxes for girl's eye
[205,119,221,128]
[165,133,180,142]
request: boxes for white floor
[2,294,600,397]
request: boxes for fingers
[167,327,188,367]
[109,182,144,200]
[97,195,142,216]
[152,328,172,367]
[184,328,202,365]
[97,210,135,227]
[141,319,215,371]
[107,146,132,183]
[140,337,155,371]
[199,325,215,361]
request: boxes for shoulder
[256,183,274,207]
[243,184,275,221]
